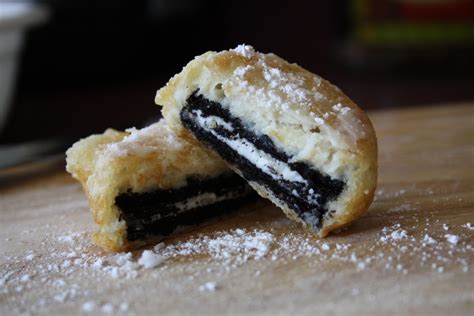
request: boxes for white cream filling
[193,110,307,185]
[143,189,249,224]
[174,189,246,212]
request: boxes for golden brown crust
[155,45,378,237]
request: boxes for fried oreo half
[66,120,257,251]
[155,45,378,236]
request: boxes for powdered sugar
[106,120,182,158]
[387,203,412,213]
[332,103,351,115]
[390,229,408,241]
[228,44,326,119]
[102,252,140,279]
[82,301,124,314]
[199,281,217,292]
[233,65,252,78]
[321,243,330,251]
[380,225,408,242]
[445,234,460,245]
[156,229,275,265]
[462,223,473,230]
[232,44,256,58]
[57,232,82,244]
[138,250,166,269]
[82,301,95,312]
[423,234,437,245]
[101,303,114,314]
[2,210,472,314]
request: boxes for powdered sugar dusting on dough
[332,103,351,115]
[232,44,256,58]
[228,45,328,129]
[106,121,183,158]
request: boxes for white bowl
[0,1,48,133]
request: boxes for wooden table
[1,103,473,315]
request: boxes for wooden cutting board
[1,103,473,315]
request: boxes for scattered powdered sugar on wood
[386,203,413,213]
[157,229,275,266]
[379,224,408,242]
[1,231,139,314]
[1,215,472,313]
[81,301,127,314]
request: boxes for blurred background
[1,0,473,144]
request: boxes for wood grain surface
[1,103,473,315]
